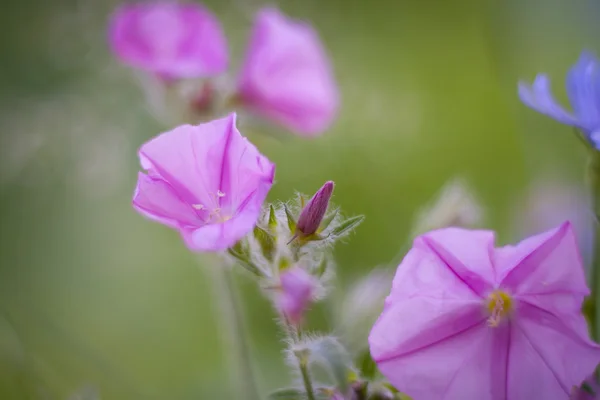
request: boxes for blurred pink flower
[277,267,316,324]
[133,113,275,252]
[369,222,600,400]
[237,8,339,136]
[109,1,227,79]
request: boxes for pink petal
[508,304,600,399]
[180,202,262,251]
[498,222,589,297]
[108,2,227,78]
[133,172,203,229]
[432,323,512,400]
[508,303,600,399]
[217,121,275,213]
[369,296,487,399]
[138,115,236,208]
[238,8,338,136]
[389,234,488,303]
[421,228,496,295]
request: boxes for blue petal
[518,74,580,126]
[589,130,600,150]
[566,51,600,130]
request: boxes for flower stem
[283,319,316,400]
[586,151,600,342]
[299,361,316,400]
[210,261,260,400]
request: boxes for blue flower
[518,51,600,148]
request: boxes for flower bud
[297,181,334,237]
[276,267,316,325]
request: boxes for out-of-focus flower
[237,8,338,136]
[369,222,600,400]
[277,267,316,324]
[109,2,228,79]
[519,51,600,148]
[512,178,594,274]
[411,177,482,237]
[133,113,275,252]
[297,181,335,236]
[337,268,393,352]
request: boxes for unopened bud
[297,181,334,236]
[277,267,316,325]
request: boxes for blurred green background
[0,0,599,398]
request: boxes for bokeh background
[1,0,599,398]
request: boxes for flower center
[192,191,231,223]
[486,290,513,327]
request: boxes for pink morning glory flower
[237,8,339,136]
[369,222,600,400]
[277,267,316,325]
[109,1,228,79]
[133,113,275,252]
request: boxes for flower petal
[498,222,589,297]
[108,2,227,78]
[518,75,579,127]
[369,296,486,399]
[217,117,275,214]
[421,228,496,295]
[238,8,338,135]
[389,238,483,303]
[507,303,600,400]
[567,51,600,130]
[180,203,262,252]
[139,115,237,208]
[132,172,202,229]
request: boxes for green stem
[211,263,260,400]
[299,361,316,400]
[283,319,316,400]
[586,151,600,343]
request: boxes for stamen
[486,290,512,328]
[217,190,226,197]
[192,204,205,210]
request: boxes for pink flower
[237,8,339,136]
[133,113,275,252]
[277,267,316,324]
[109,2,228,79]
[369,222,600,400]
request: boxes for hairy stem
[283,319,316,400]
[210,261,260,400]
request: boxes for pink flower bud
[237,8,338,136]
[277,267,316,325]
[109,2,228,80]
[297,181,334,236]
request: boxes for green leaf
[318,207,339,232]
[330,215,365,238]
[284,205,297,233]
[357,349,377,380]
[268,204,278,232]
[314,256,328,278]
[253,226,276,261]
[308,337,354,394]
[226,248,263,277]
[267,388,304,400]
